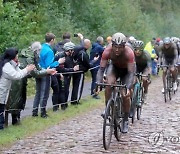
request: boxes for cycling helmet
[171,37,179,43]
[163,37,171,44]
[112,32,126,45]
[63,42,75,51]
[128,36,136,44]
[133,40,144,49]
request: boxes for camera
[95,53,99,57]
[74,34,78,37]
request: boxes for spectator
[71,34,98,105]
[0,48,34,130]
[7,42,56,124]
[105,36,112,47]
[144,38,158,75]
[55,42,79,110]
[51,32,71,111]
[53,32,71,54]
[127,36,136,50]
[32,33,65,118]
[90,36,104,99]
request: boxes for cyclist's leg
[162,59,168,92]
[105,64,117,105]
[169,59,178,91]
[142,68,151,95]
[170,66,177,81]
[120,69,131,133]
[100,64,117,118]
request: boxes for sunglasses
[134,48,143,52]
[68,49,74,52]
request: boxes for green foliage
[0,0,179,53]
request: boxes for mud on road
[2,76,180,154]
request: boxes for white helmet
[112,32,126,45]
[128,36,136,44]
[163,37,171,44]
[133,40,144,49]
[171,37,179,43]
[63,42,75,51]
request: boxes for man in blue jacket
[90,36,104,99]
[33,33,65,118]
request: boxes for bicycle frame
[96,81,127,150]
[161,65,174,102]
[131,72,150,123]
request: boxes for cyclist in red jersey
[96,32,136,133]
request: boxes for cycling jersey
[101,45,135,68]
[135,50,151,73]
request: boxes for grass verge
[0,94,104,150]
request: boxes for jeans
[90,68,98,95]
[33,76,51,115]
[152,60,157,75]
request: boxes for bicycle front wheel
[164,77,168,102]
[103,98,114,150]
[131,86,138,123]
[168,76,173,100]
[114,95,122,141]
[137,87,143,120]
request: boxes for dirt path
[2,76,180,154]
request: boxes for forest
[0,0,179,52]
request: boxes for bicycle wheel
[114,94,122,141]
[167,75,172,101]
[137,87,143,120]
[131,86,138,124]
[103,98,114,150]
[164,76,168,102]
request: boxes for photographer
[71,33,99,105]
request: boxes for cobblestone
[1,77,180,153]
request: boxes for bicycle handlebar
[134,73,151,81]
[96,82,127,88]
[158,64,178,68]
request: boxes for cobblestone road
[2,77,180,154]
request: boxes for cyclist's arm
[126,49,136,89]
[96,47,110,83]
[173,45,178,64]
[126,62,136,89]
[96,59,108,83]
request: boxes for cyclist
[127,36,136,50]
[96,32,136,133]
[159,37,178,93]
[133,40,151,99]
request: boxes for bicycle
[130,73,150,124]
[160,65,174,102]
[96,81,127,150]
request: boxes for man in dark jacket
[90,36,104,99]
[54,42,79,110]
[71,34,98,105]
[51,32,71,111]
[53,32,71,54]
